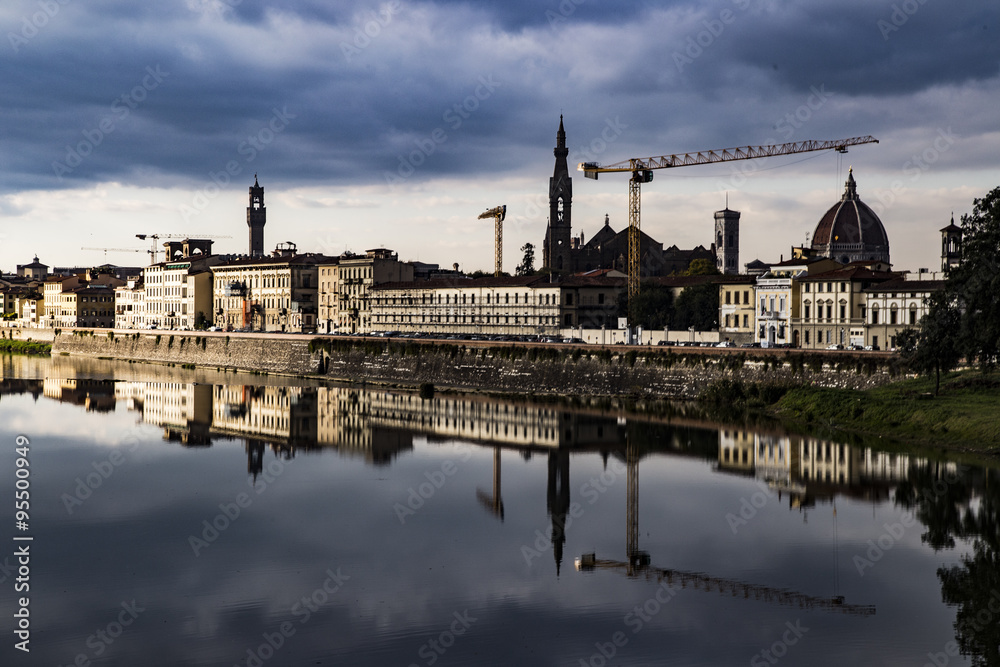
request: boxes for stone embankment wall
[52,331,900,398]
[2,327,56,343]
[52,330,318,375]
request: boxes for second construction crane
[579,135,879,324]
[477,205,506,277]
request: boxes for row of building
[0,120,965,350]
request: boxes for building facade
[334,249,415,334]
[864,272,945,350]
[717,276,757,344]
[795,267,895,349]
[370,276,623,337]
[212,248,332,332]
[114,279,146,330]
[754,257,840,347]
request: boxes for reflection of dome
[811,169,890,265]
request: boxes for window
[566,293,574,305]
[726,291,732,305]
[805,330,810,344]
[871,306,879,324]
[564,314,572,326]
[598,293,605,305]
[743,291,749,304]
[804,284,810,293]
[742,314,748,328]
[909,308,917,325]
[839,305,846,320]
[804,304,811,319]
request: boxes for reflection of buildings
[42,378,116,412]
[716,429,957,509]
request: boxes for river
[0,355,996,666]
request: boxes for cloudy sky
[1,0,997,274]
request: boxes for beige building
[864,271,945,350]
[370,275,623,337]
[212,246,335,333]
[317,261,340,334]
[796,267,896,349]
[717,276,757,345]
[114,279,146,330]
[334,249,414,334]
[754,257,840,347]
[42,274,122,328]
[16,293,44,328]
[143,241,220,330]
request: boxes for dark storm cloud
[0,0,996,195]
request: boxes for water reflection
[2,373,998,666]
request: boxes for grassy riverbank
[769,370,1000,456]
[0,339,52,355]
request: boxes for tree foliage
[621,283,673,330]
[683,258,721,276]
[904,292,963,394]
[515,243,536,276]
[947,186,1000,370]
[673,282,719,331]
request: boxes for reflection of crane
[575,554,875,616]
[477,205,506,277]
[576,431,875,616]
[476,446,504,521]
[81,247,147,260]
[578,136,879,323]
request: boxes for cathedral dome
[810,169,890,265]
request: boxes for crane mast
[477,205,507,277]
[579,135,879,325]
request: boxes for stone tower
[714,204,740,275]
[247,175,266,257]
[542,116,573,272]
[940,213,962,271]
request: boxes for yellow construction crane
[579,136,879,323]
[477,205,506,277]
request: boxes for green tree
[673,282,719,331]
[683,258,721,276]
[905,291,963,395]
[515,243,536,276]
[622,282,674,329]
[948,186,1000,369]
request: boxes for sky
[1,0,998,274]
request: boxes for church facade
[541,117,721,277]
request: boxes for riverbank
[0,339,52,355]
[766,370,1000,456]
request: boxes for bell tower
[940,213,962,272]
[543,116,573,272]
[247,175,266,257]
[714,200,740,275]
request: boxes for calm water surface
[0,355,997,666]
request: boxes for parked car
[715,341,734,348]
[826,344,844,350]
